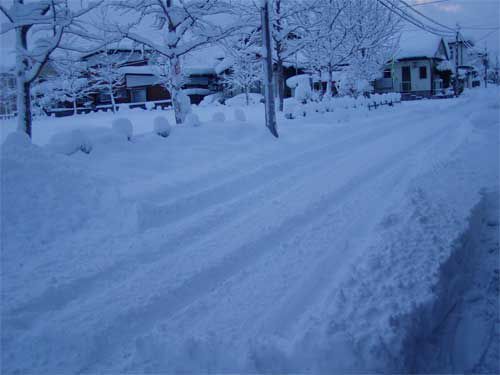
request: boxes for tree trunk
[17,81,32,138]
[326,66,333,97]
[245,86,249,106]
[73,95,77,115]
[276,60,285,112]
[16,25,32,138]
[261,0,278,137]
[169,56,185,124]
[109,85,116,113]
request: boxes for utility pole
[261,0,279,138]
[454,25,460,96]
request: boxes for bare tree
[0,0,102,138]
[88,47,128,113]
[221,28,262,105]
[112,0,239,124]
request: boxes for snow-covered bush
[47,129,93,155]
[225,93,263,106]
[153,116,171,138]
[295,80,312,104]
[199,93,223,107]
[112,118,133,141]
[212,111,226,122]
[185,113,201,127]
[234,108,246,122]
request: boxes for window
[419,66,427,79]
[383,69,391,79]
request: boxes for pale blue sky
[0,0,499,69]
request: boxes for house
[81,45,224,108]
[374,31,451,98]
[447,36,479,90]
[0,67,16,116]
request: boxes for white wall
[391,60,432,93]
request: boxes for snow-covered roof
[119,65,156,75]
[286,71,347,88]
[182,45,225,76]
[394,31,449,61]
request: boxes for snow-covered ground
[1,89,499,373]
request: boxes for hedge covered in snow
[285,93,402,119]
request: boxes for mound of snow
[112,118,133,140]
[212,111,226,122]
[185,113,201,127]
[234,108,246,122]
[153,116,171,137]
[1,132,115,253]
[47,129,93,155]
[225,93,263,106]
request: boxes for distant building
[374,31,451,98]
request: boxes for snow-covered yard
[1,89,499,373]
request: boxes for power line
[411,0,451,6]
[474,28,500,43]
[377,0,455,37]
[396,0,456,32]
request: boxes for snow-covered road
[2,89,499,373]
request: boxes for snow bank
[234,108,246,122]
[153,116,171,137]
[212,111,226,122]
[112,118,134,140]
[185,113,201,127]
[47,129,93,155]
[1,132,115,254]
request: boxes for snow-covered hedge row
[285,93,402,119]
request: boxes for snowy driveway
[2,91,499,373]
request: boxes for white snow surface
[1,88,499,373]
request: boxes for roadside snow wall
[397,191,499,374]
[1,132,117,257]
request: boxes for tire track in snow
[80,120,458,372]
[154,120,458,346]
[5,116,416,325]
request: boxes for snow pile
[1,132,115,254]
[185,112,201,127]
[47,129,93,155]
[112,118,134,140]
[212,111,226,122]
[234,108,246,122]
[153,116,171,137]
[225,93,263,106]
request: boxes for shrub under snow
[47,129,93,155]
[225,93,263,106]
[112,118,133,140]
[212,111,226,122]
[294,80,312,104]
[185,113,201,127]
[234,108,246,122]
[153,116,171,137]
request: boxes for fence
[46,99,173,118]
